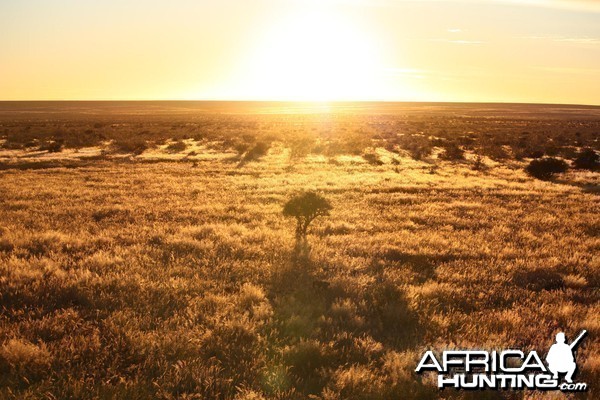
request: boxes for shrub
[283,192,332,238]
[472,155,486,171]
[166,140,187,153]
[243,142,270,162]
[395,135,432,160]
[485,144,511,161]
[573,147,599,170]
[438,143,464,161]
[39,139,64,153]
[112,138,149,155]
[362,151,383,166]
[525,157,568,180]
[234,141,250,155]
[289,137,316,160]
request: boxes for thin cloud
[522,35,600,46]
[555,37,600,45]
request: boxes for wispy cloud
[522,35,600,46]
[554,37,600,45]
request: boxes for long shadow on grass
[269,238,335,340]
[265,237,423,397]
[263,237,339,395]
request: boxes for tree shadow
[265,236,424,396]
[269,237,333,311]
[291,237,311,267]
[264,236,337,394]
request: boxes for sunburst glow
[240,7,387,101]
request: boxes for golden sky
[1,0,599,104]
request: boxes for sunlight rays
[240,7,387,101]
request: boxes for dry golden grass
[0,107,598,399]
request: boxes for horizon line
[0,99,599,107]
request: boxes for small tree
[283,191,332,238]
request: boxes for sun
[240,7,386,101]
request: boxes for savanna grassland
[0,102,598,399]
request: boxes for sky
[1,0,599,104]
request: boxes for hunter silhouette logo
[416,330,588,392]
[546,330,586,383]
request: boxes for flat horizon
[1,99,600,107]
